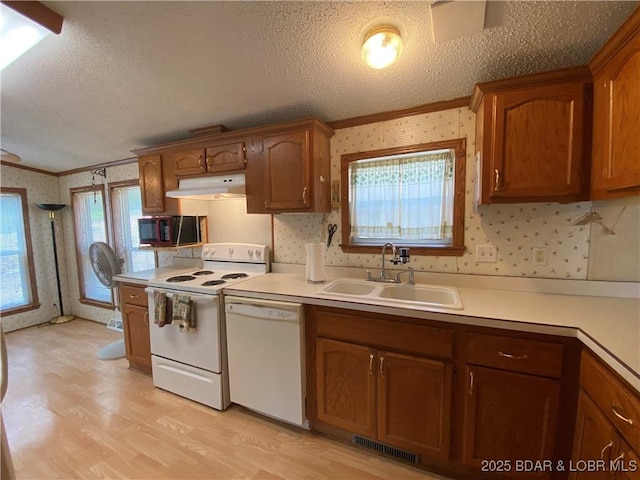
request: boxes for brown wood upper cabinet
[589,7,640,200]
[175,142,246,177]
[470,66,592,204]
[138,154,180,215]
[248,119,333,213]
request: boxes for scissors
[327,223,337,248]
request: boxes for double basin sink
[318,278,463,310]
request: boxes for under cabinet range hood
[166,174,246,200]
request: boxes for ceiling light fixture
[0,1,63,71]
[362,25,403,69]
[0,148,21,163]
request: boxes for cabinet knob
[469,371,475,395]
[369,353,374,375]
[143,311,149,326]
[302,186,308,204]
[379,356,385,376]
[129,294,139,299]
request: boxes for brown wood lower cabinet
[315,337,453,460]
[120,283,151,374]
[307,305,582,480]
[462,365,562,479]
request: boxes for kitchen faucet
[365,243,411,283]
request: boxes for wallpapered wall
[1,106,638,332]
[273,107,640,281]
[0,166,69,332]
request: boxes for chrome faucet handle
[407,267,415,285]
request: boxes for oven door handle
[144,288,217,303]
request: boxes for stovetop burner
[166,275,197,283]
[221,273,248,280]
[202,280,226,287]
[193,270,214,276]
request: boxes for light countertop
[224,272,640,391]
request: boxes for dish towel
[154,291,168,327]
[172,294,196,332]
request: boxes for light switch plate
[476,244,497,263]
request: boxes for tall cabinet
[589,7,640,200]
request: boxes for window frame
[70,184,113,309]
[0,187,40,315]
[340,138,466,256]
[108,179,157,273]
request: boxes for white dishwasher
[224,296,307,428]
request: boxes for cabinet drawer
[580,350,640,454]
[120,284,148,307]
[316,309,453,359]
[466,333,564,378]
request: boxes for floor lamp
[36,203,75,324]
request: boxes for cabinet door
[488,82,587,201]
[462,365,561,478]
[377,351,453,460]
[315,338,376,438]
[571,390,615,480]
[591,34,640,198]
[263,130,311,211]
[139,154,165,214]
[175,149,206,177]
[206,142,246,173]
[122,303,151,374]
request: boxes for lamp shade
[36,203,66,211]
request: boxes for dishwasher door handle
[225,303,301,322]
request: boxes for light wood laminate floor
[2,319,447,480]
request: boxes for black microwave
[138,216,202,247]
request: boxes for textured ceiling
[1,1,638,172]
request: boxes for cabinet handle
[469,371,475,395]
[612,452,625,464]
[369,353,374,375]
[498,351,529,361]
[129,294,139,299]
[494,169,505,192]
[302,186,308,204]
[143,311,149,326]
[611,404,634,425]
[379,356,385,376]
[600,441,613,460]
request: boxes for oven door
[146,287,222,373]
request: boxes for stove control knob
[255,249,262,259]
[207,247,216,258]
[228,247,234,256]
[203,246,210,256]
[248,250,254,258]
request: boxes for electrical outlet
[532,247,548,266]
[475,244,497,263]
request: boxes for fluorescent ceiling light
[0,3,52,70]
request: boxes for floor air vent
[352,435,419,464]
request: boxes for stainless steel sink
[377,284,463,309]
[318,279,463,309]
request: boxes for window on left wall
[71,185,112,307]
[0,188,39,314]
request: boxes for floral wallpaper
[0,165,69,332]
[273,107,636,282]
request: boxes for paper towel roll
[305,242,326,283]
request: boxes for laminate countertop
[224,272,640,391]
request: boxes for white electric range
[145,243,269,410]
